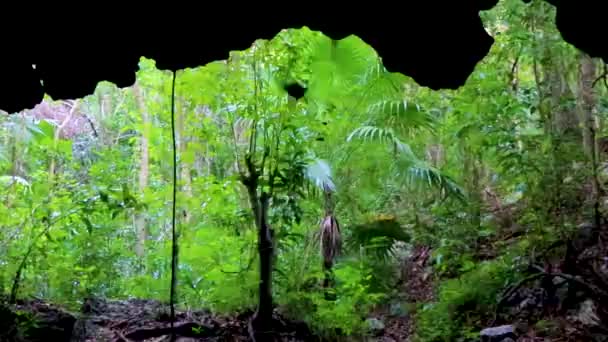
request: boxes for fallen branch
[530,264,608,300]
[114,330,134,342]
[109,318,134,330]
[498,273,546,308]
[493,263,608,325]
[492,272,548,324]
[124,322,214,340]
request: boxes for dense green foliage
[2,0,608,340]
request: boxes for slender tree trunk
[532,10,577,225]
[6,135,17,208]
[463,145,482,227]
[49,101,77,183]
[133,83,149,260]
[256,194,273,324]
[97,87,112,146]
[177,99,192,224]
[250,193,274,335]
[578,52,600,227]
[242,158,274,338]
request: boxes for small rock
[480,324,517,342]
[570,299,600,327]
[389,302,409,317]
[365,317,385,336]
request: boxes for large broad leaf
[56,139,73,158]
[33,120,56,145]
[307,60,341,104]
[331,36,380,86]
[306,34,384,106]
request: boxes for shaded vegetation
[2,1,608,340]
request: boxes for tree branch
[592,64,608,89]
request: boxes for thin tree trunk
[97,87,113,146]
[133,83,149,260]
[248,191,274,336]
[242,158,274,338]
[177,99,192,224]
[578,52,600,227]
[6,134,17,208]
[49,101,78,183]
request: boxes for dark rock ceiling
[0,1,605,114]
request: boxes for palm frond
[305,158,336,192]
[368,100,436,135]
[403,163,466,202]
[347,216,410,261]
[233,116,253,128]
[347,125,465,202]
[346,125,396,143]
[360,59,386,86]
[346,125,418,160]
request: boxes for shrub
[415,257,520,341]
[278,257,386,338]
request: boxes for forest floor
[3,212,608,341]
[370,245,435,342]
[0,246,438,342]
[1,297,314,342]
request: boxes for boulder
[0,299,76,342]
[480,324,517,342]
